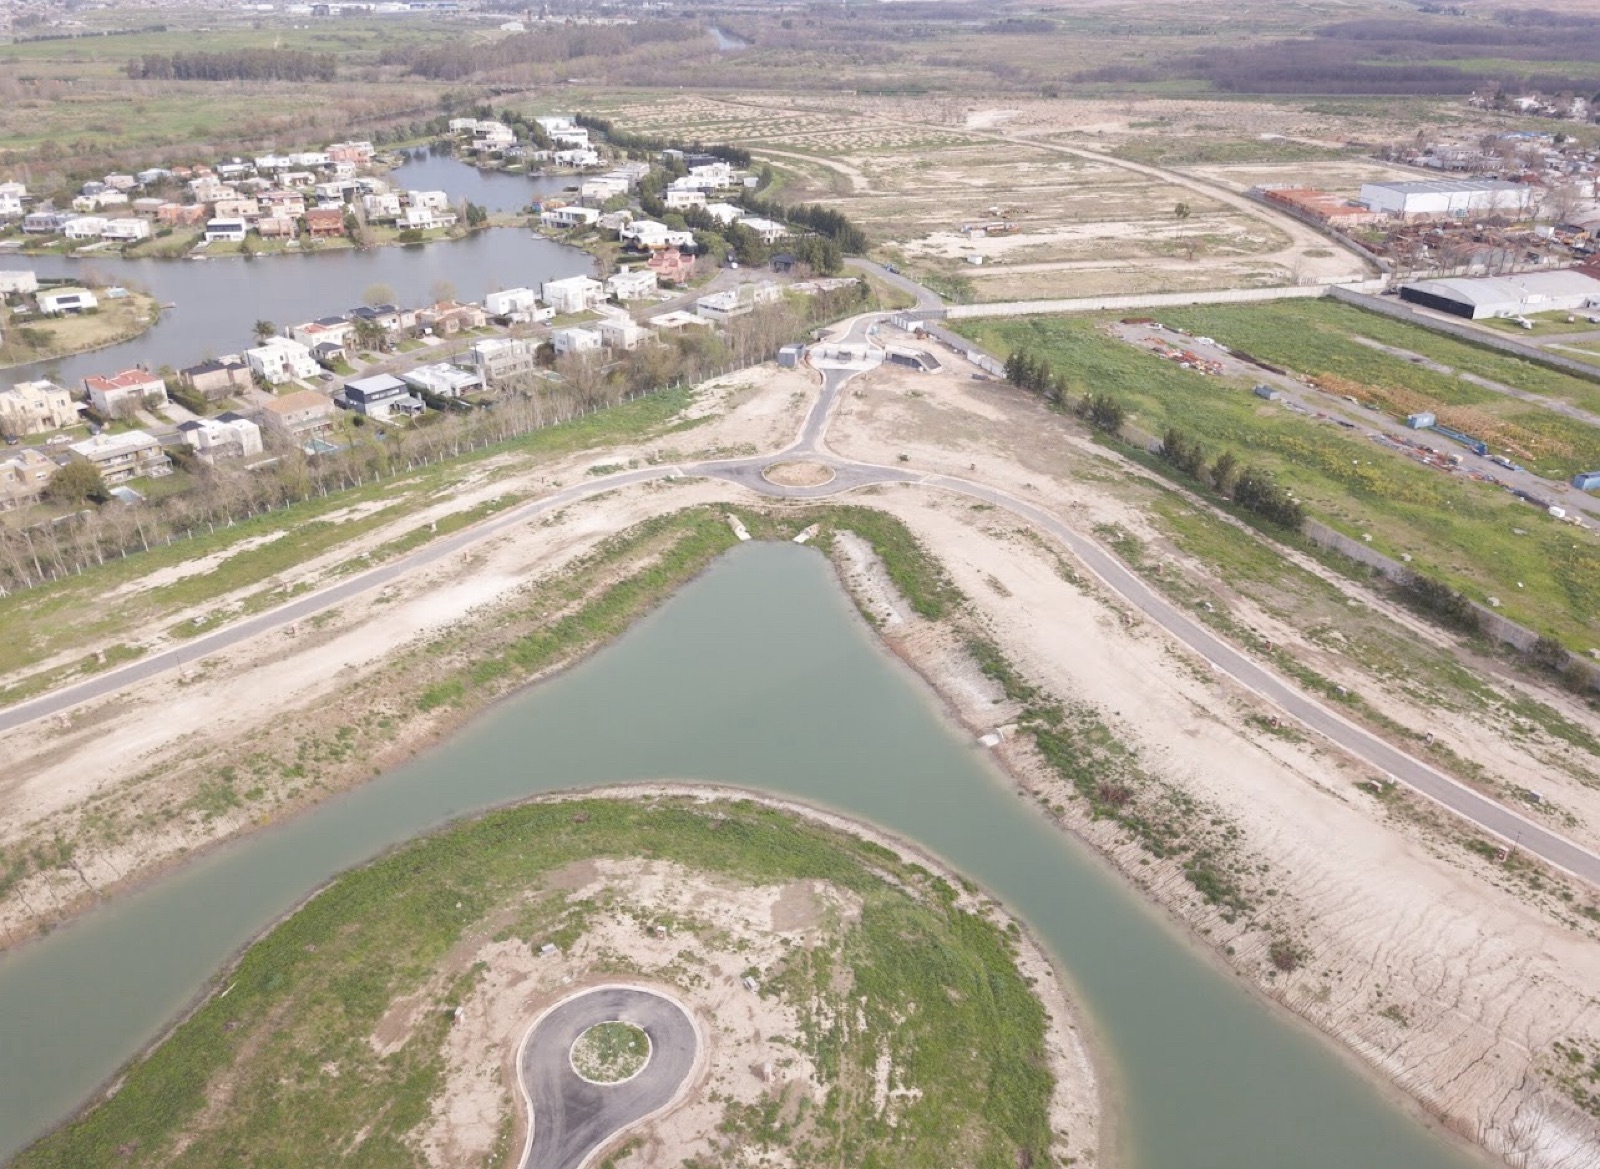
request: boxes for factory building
[1397,269,1600,320]
[1359,180,1533,220]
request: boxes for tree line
[124,49,337,82]
[1159,427,1304,531]
[575,115,753,168]
[382,22,701,82]
[1002,349,1127,434]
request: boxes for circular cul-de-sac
[570,1020,652,1084]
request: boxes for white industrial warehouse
[1359,179,1533,219]
[1398,269,1600,319]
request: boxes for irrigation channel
[0,543,1488,1169]
[0,157,589,386]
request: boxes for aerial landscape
[3,0,1600,1167]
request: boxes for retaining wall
[945,282,1381,320]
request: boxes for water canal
[0,158,591,386]
[0,543,1486,1169]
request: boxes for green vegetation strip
[14,799,1056,1169]
[954,308,1600,647]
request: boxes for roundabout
[760,460,836,488]
[517,985,699,1169]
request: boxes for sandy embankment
[1,343,1599,1166]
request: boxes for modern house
[0,380,76,436]
[22,210,73,235]
[737,216,788,245]
[245,337,320,385]
[178,414,263,463]
[348,303,416,333]
[664,189,707,211]
[695,282,783,324]
[100,218,151,242]
[180,357,253,400]
[62,217,109,240]
[0,270,39,296]
[464,336,542,384]
[37,287,99,315]
[338,374,423,420]
[83,369,168,417]
[540,205,600,231]
[204,218,248,243]
[552,327,603,356]
[290,318,356,349]
[704,202,742,225]
[0,449,56,511]
[401,364,482,398]
[67,430,172,484]
[597,316,648,351]
[484,287,540,318]
[417,300,487,336]
[261,389,336,438]
[541,276,606,315]
[606,269,658,302]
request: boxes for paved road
[518,987,697,1169]
[6,307,1599,891]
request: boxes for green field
[954,308,1600,646]
[13,797,1057,1169]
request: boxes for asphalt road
[6,306,1599,891]
[518,987,697,1169]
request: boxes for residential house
[135,168,171,186]
[484,287,540,318]
[696,282,783,324]
[348,303,415,333]
[100,218,151,242]
[67,431,171,484]
[22,210,72,235]
[401,204,457,231]
[582,176,631,203]
[606,268,658,302]
[0,449,56,510]
[0,380,76,435]
[83,369,168,417]
[262,389,335,438]
[261,190,308,217]
[648,309,716,332]
[257,215,298,239]
[326,141,375,165]
[409,190,452,213]
[204,218,248,243]
[552,327,603,356]
[540,205,600,231]
[37,287,99,315]
[464,337,542,384]
[620,220,695,251]
[311,340,348,368]
[470,122,516,152]
[339,374,423,420]
[103,174,138,192]
[417,300,487,337]
[664,189,707,211]
[401,364,482,398]
[535,115,580,135]
[62,217,109,240]
[0,189,24,220]
[180,357,252,400]
[314,179,358,203]
[213,198,261,221]
[597,316,647,351]
[553,149,600,168]
[245,337,320,385]
[290,317,356,349]
[362,192,403,222]
[703,202,742,225]
[178,414,263,463]
[737,217,788,245]
[157,203,208,226]
[541,276,606,314]
[0,270,39,296]
[647,248,697,286]
[304,208,347,238]
[131,197,166,217]
[72,192,128,212]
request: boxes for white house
[598,316,648,351]
[179,415,263,463]
[204,218,248,243]
[0,189,23,219]
[100,218,151,242]
[246,337,320,385]
[541,275,606,315]
[581,176,631,203]
[401,205,457,231]
[484,287,540,317]
[738,216,788,245]
[362,192,403,222]
[606,269,658,302]
[37,287,99,315]
[665,189,707,211]
[464,336,542,383]
[703,202,743,225]
[83,369,167,417]
[621,220,695,250]
[696,282,784,324]
[401,363,483,398]
[553,149,600,168]
[67,430,171,484]
[552,327,603,356]
[540,205,600,231]
[409,189,452,212]
[0,270,40,296]
[62,217,109,240]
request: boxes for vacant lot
[955,309,1600,645]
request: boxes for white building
[1359,180,1533,219]
[540,205,600,231]
[665,189,707,211]
[37,287,99,315]
[101,218,151,242]
[245,337,320,385]
[737,216,788,245]
[484,287,540,317]
[464,336,542,383]
[204,218,248,243]
[582,176,631,203]
[0,189,23,219]
[621,220,695,251]
[553,149,600,168]
[83,369,168,417]
[541,275,606,315]
[362,192,403,221]
[696,282,784,324]
[606,269,658,301]
[62,217,109,240]
[401,363,483,398]
[552,327,603,356]
[67,431,171,484]
[703,202,742,226]
[0,270,40,295]
[401,205,457,231]
[598,316,648,350]
[1398,270,1600,320]
[179,415,263,463]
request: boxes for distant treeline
[382,21,700,81]
[1077,11,1600,95]
[576,114,753,168]
[125,49,337,83]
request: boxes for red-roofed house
[646,247,697,287]
[82,369,168,417]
